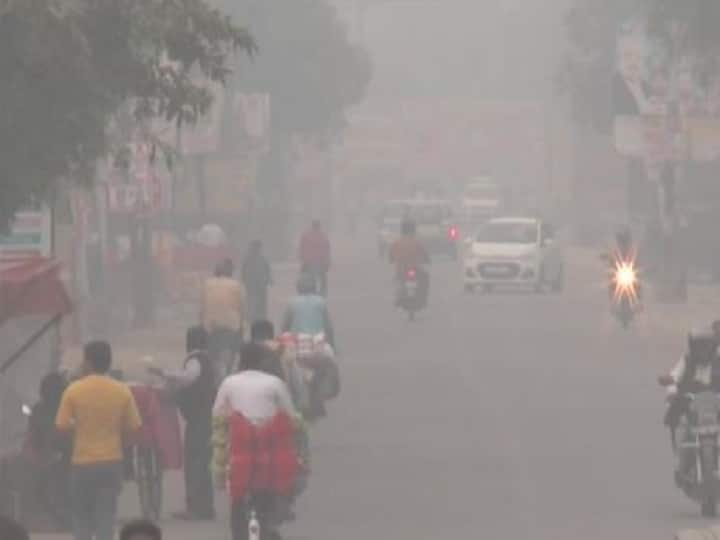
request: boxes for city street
[40,232,715,540]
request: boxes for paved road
[286,238,699,540]
[39,233,717,540]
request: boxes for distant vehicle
[397,267,426,321]
[606,254,640,330]
[463,217,564,293]
[460,179,503,223]
[377,199,459,259]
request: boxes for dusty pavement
[37,231,720,539]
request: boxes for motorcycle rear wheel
[135,446,163,521]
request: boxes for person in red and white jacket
[212,343,300,540]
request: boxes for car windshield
[381,203,406,221]
[381,203,449,224]
[476,222,537,244]
[465,185,499,199]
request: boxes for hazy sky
[344,0,571,101]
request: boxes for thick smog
[1,1,720,539]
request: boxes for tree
[0,0,254,229]
[221,0,371,227]
[559,0,641,133]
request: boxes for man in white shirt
[213,343,298,540]
[660,331,719,396]
[213,343,296,425]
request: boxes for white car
[463,217,564,293]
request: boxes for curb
[675,527,720,540]
[646,284,720,335]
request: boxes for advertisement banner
[614,17,720,163]
[0,207,52,259]
[105,137,168,216]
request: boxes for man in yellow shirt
[201,258,247,378]
[56,341,142,540]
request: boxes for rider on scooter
[389,219,430,306]
[281,273,335,349]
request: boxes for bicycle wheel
[136,446,163,521]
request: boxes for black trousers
[184,421,214,518]
[247,288,269,324]
[209,327,242,378]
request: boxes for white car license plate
[482,265,511,277]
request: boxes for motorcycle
[670,391,720,517]
[609,257,640,329]
[398,268,425,321]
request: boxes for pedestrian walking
[241,240,273,324]
[299,220,331,296]
[55,341,142,540]
[201,258,247,379]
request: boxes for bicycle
[127,366,173,522]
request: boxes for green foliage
[0,0,254,228]
[224,0,371,138]
[558,0,641,132]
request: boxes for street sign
[107,181,162,214]
[0,208,52,259]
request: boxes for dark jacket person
[242,240,273,324]
[154,326,216,520]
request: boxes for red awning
[0,257,72,323]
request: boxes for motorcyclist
[281,273,338,420]
[613,226,635,262]
[659,331,720,484]
[281,273,335,349]
[389,219,430,305]
[605,226,642,304]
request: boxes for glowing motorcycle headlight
[615,264,637,289]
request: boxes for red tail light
[448,226,459,241]
[406,269,417,280]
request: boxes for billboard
[0,207,52,259]
[614,17,720,163]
